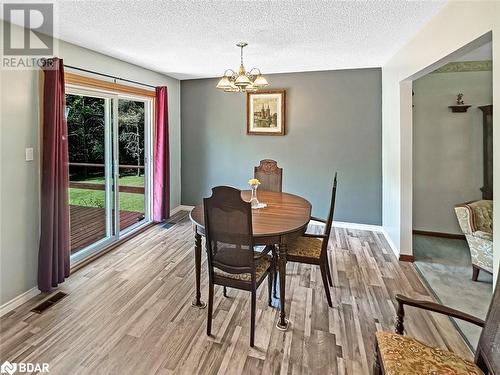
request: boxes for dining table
[189,189,312,330]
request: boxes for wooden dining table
[189,190,312,330]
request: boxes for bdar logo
[0,361,17,375]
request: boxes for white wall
[382,1,499,283]
[0,21,181,305]
[0,67,41,306]
[413,69,492,234]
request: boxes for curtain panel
[153,86,170,222]
[38,58,70,292]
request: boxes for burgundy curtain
[153,86,170,222]
[38,58,70,292]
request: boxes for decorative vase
[250,184,260,209]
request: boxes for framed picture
[247,89,286,135]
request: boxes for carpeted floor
[413,234,493,348]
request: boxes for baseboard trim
[382,228,400,258]
[399,254,415,262]
[0,287,40,317]
[413,229,465,240]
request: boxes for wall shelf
[448,105,471,113]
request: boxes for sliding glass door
[66,89,152,263]
[116,98,150,234]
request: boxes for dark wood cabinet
[479,105,493,199]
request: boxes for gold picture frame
[247,90,286,135]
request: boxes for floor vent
[31,292,67,314]
[163,222,175,229]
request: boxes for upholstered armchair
[373,272,500,375]
[454,200,493,281]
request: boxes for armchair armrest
[454,205,473,235]
[394,294,485,334]
[473,230,493,241]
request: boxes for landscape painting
[247,90,286,135]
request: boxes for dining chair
[203,186,275,347]
[254,159,283,192]
[286,173,337,307]
[254,159,282,295]
[373,266,500,375]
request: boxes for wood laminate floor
[0,211,472,374]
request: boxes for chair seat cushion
[287,236,323,259]
[214,254,272,282]
[376,331,483,375]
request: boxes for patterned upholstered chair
[373,267,500,375]
[454,200,493,281]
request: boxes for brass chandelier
[216,42,269,93]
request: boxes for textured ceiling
[48,1,447,79]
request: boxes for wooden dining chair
[254,159,282,292]
[374,268,500,375]
[203,186,275,347]
[286,173,337,307]
[254,159,283,192]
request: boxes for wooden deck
[70,205,144,253]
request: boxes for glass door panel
[66,88,152,265]
[66,93,113,256]
[117,99,147,233]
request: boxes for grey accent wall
[181,68,382,224]
[0,21,181,305]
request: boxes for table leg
[276,240,289,330]
[192,231,206,309]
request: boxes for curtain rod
[64,64,156,89]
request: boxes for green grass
[69,175,145,213]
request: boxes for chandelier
[216,42,269,93]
